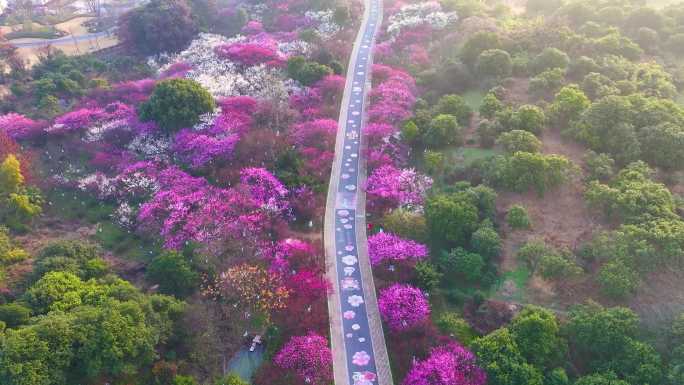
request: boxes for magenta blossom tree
[378,284,430,332]
[274,332,333,385]
[368,232,428,266]
[292,119,337,181]
[403,343,487,385]
[0,113,45,140]
[365,164,432,212]
[240,167,290,215]
[215,42,283,66]
[173,129,239,169]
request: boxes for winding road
[324,0,393,385]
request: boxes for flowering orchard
[0,0,360,383]
[403,343,487,385]
[361,2,488,383]
[378,284,431,332]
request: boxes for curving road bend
[324,0,393,385]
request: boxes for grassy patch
[444,147,499,167]
[46,188,115,223]
[94,221,160,262]
[462,90,486,111]
[492,265,531,303]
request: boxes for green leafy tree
[486,152,574,196]
[425,193,479,248]
[477,119,502,148]
[436,312,477,345]
[471,221,501,260]
[401,120,420,144]
[146,251,199,298]
[424,114,462,148]
[583,151,615,181]
[32,240,107,281]
[0,303,30,328]
[585,162,677,224]
[511,105,545,135]
[497,130,542,154]
[538,252,582,280]
[529,68,565,99]
[433,94,473,126]
[286,56,333,86]
[0,155,41,230]
[439,247,484,281]
[530,48,570,75]
[476,49,513,80]
[573,372,629,385]
[414,261,442,291]
[460,31,502,68]
[173,375,199,385]
[548,85,590,130]
[479,92,504,120]
[214,373,248,385]
[565,301,663,383]
[545,368,569,385]
[139,78,216,133]
[471,328,544,385]
[639,123,684,171]
[506,205,531,229]
[424,150,445,177]
[510,306,566,369]
[118,0,199,55]
[380,209,428,243]
[516,240,550,273]
[597,260,639,299]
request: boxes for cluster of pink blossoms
[136,167,274,249]
[365,164,433,211]
[403,343,487,385]
[0,113,45,140]
[173,96,256,169]
[240,167,290,214]
[378,283,431,332]
[368,232,428,266]
[215,41,284,67]
[292,119,338,181]
[274,332,333,385]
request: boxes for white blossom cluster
[156,33,297,100]
[77,173,116,199]
[127,134,171,160]
[305,9,341,40]
[386,1,458,37]
[113,202,135,229]
[242,3,267,21]
[84,119,132,143]
[278,40,311,57]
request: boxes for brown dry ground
[490,83,684,329]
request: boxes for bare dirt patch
[502,77,531,105]
[54,16,93,36]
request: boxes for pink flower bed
[274,332,333,385]
[378,283,431,332]
[403,343,487,385]
[215,42,283,67]
[368,232,428,266]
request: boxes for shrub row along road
[324,0,393,384]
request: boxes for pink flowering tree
[378,284,431,332]
[265,238,317,272]
[365,164,432,212]
[173,129,239,169]
[368,232,428,266]
[215,42,283,67]
[239,167,290,215]
[292,119,337,182]
[137,167,266,249]
[403,343,487,385]
[0,113,45,140]
[274,332,333,385]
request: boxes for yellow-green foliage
[0,155,42,229]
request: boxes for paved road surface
[10,31,112,48]
[324,0,393,385]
